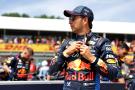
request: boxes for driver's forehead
[23,49,29,53]
[69,15,82,20]
[117,47,123,50]
[55,45,60,48]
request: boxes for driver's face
[117,47,127,57]
[69,15,83,33]
[131,44,135,52]
[21,49,31,59]
[54,44,60,53]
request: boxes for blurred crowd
[0,41,61,81]
[0,37,135,89]
[0,36,58,45]
[110,39,135,89]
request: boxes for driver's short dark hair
[88,20,93,29]
[118,42,129,51]
[25,47,34,56]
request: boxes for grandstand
[0,16,135,64]
[0,16,135,40]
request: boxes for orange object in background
[27,63,37,80]
[0,44,53,52]
[67,59,91,71]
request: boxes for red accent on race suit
[65,71,95,81]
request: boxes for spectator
[21,37,25,44]
[7,39,13,44]
[127,40,135,90]
[28,38,33,44]
[38,60,49,80]
[116,42,130,84]
[47,41,65,80]
[3,47,36,81]
[0,62,9,80]
[117,42,129,66]
[36,38,41,44]
[111,38,120,55]
[14,37,19,44]
[41,37,46,44]
[27,59,37,80]
[0,38,4,43]
[25,38,29,44]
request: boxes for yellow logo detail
[107,59,116,64]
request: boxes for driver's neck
[76,28,91,36]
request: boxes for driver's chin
[72,28,78,33]
[23,56,29,60]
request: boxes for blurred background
[0,0,134,63]
[0,0,135,86]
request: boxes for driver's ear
[83,17,88,24]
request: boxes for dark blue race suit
[48,32,119,90]
[5,54,31,81]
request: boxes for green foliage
[2,12,30,17]
[22,13,30,17]
[34,14,48,18]
[34,14,63,19]
[1,12,63,19]
[2,12,21,17]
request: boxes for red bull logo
[17,68,27,78]
[66,59,95,81]
[67,59,91,71]
[65,71,95,81]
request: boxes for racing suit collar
[18,54,30,62]
[72,31,92,41]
